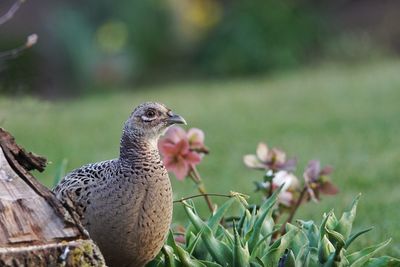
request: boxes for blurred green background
[1,0,400,258]
[1,0,400,95]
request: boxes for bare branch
[0,34,38,60]
[0,0,25,26]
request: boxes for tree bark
[0,128,105,266]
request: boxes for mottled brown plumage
[53,102,186,267]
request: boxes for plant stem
[268,181,274,198]
[280,186,308,235]
[173,193,232,204]
[0,34,37,60]
[266,170,275,198]
[0,0,24,26]
[189,165,215,213]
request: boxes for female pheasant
[53,102,186,267]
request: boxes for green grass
[1,60,400,257]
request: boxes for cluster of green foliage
[149,191,399,266]
[1,0,323,94]
[54,0,320,83]
[197,0,320,75]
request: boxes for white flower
[26,34,38,48]
[273,171,299,192]
[272,171,300,207]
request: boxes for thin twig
[0,34,38,60]
[173,193,232,204]
[190,165,202,183]
[0,0,24,26]
[189,166,215,213]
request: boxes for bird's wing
[53,159,118,220]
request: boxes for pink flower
[187,128,204,150]
[303,160,338,202]
[243,142,296,172]
[159,126,207,180]
[173,225,186,244]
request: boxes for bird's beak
[167,113,187,125]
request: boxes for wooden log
[0,128,105,266]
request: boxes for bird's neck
[119,128,161,165]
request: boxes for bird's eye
[146,110,156,118]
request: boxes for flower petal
[175,139,190,154]
[321,165,333,176]
[175,160,190,180]
[166,157,189,180]
[272,148,286,164]
[320,181,339,195]
[243,154,265,169]
[187,128,205,148]
[278,191,294,207]
[164,126,188,144]
[256,142,269,162]
[159,142,179,156]
[273,171,299,192]
[185,151,202,165]
[307,187,319,203]
[304,160,321,182]
[162,155,175,167]
[281,158,297,172]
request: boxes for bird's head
[124,102,186,145]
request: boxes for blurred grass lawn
[1,60,399,257]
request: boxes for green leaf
[53,158,68,187]
[166,230,205,267]
[297,220,319,248]
[255,257,266,267]
[183,200,233,265]
[244,206,258,240]
[345,227,374,249]
[233,222,250,267]
[294,244,310,267]
[280,250,296,267]
[248,187,280,253]
[335,194,361,240]
[187,231,210,260]
[187,228,205,255]
[323,253,336,267]
[261,228,299,266]
[348,239,392,267]
[260,185,283,214]
[237,208,248,236]
[162,245,178,267]
[318,235,335,263]
[208,197,237,232]
[325,212,339,231]
[248,206,274,253]
[319,211,334,243]
[198,260,223,267]
[308,247,321,267]
[325,227,345,250]
[364,256,400,267]
[174,244,206,267]
[147,253,165,267]
[337,248,350,267]
[185,223,196,245]
[286,223,308,256]
[323,247,349,267]
[250,230,278,260]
